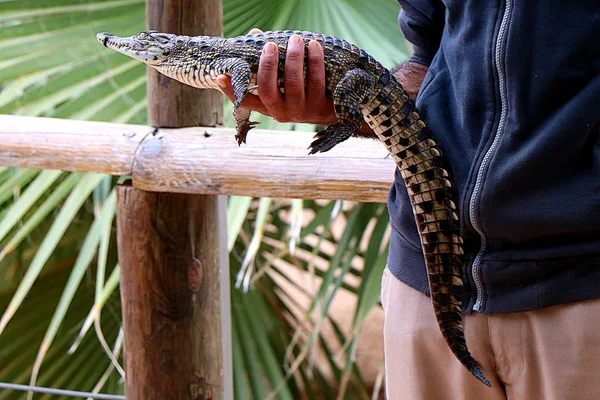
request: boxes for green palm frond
[0,0,407,398]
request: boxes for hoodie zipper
[469,0,512,312]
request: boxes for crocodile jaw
[96,32,167,66]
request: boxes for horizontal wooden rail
[0,115,396,202]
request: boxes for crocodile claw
[308,135,337,154]
[308,123,355,154]
[235,120,261,145]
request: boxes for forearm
[354,61,429,138]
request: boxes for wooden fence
[0,115,395,203]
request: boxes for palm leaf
[0,0,407,397]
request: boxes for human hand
[216,29,337,126]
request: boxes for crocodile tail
[412,149,492,388]
[365,76,491,386]
[437,305,492,386]
[424,211,493,388]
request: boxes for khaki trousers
[381,267,600,400]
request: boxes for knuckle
[307,54,325,73]
[285,71,305,95]
[285,90,305,106]
[286,48,304,61]
[308,49,324,63]
[260,51,279,71]
[285,70,303,87]
[286,38,305,60]
[306,74,324,89]
[285,101,303,118]
[259,57,279,71]
[258,88,281,108]
[287,101,309,121]
[271,112,290,123]
[285,75,304,90]
[260,95,279,108]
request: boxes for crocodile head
[97,30,223,85]
[96,31,179,66]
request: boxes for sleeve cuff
[409,45,436,67]
[397,4,445,68]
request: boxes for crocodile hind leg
[309,68,375,154]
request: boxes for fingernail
[290,35,302,47]
[264,42,277,55]
[308,40,319,53]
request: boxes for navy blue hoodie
[388,0,600,313]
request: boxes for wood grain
[133,126,395,202]
[146,0,223,127]
[0,115,150,175]
[117,182,227,400]
[0,115,396,202]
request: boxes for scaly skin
[97,29,492,386]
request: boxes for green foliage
[0,0,408,398]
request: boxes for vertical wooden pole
[117,187,230,399]
[117,1,231,399]
[146,0,223,128]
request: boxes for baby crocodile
[97,29,491,386]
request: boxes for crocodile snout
[96,32,111,47]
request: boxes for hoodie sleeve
[397,0,446,66]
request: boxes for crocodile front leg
[309,68,375,154]
[232,107,260,145]
[219,58,260,145]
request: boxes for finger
[257,42,283,108]
[284,34,306,108]
[249,28,263,35]
[305,40,336,123]
[306,40,326,102]
[217,75,270,115]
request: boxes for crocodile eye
[138,32,148,40]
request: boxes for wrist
[391,61,429,101]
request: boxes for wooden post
[117,185,230,399]
[116,0,230,399]
[146,0,223,128]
